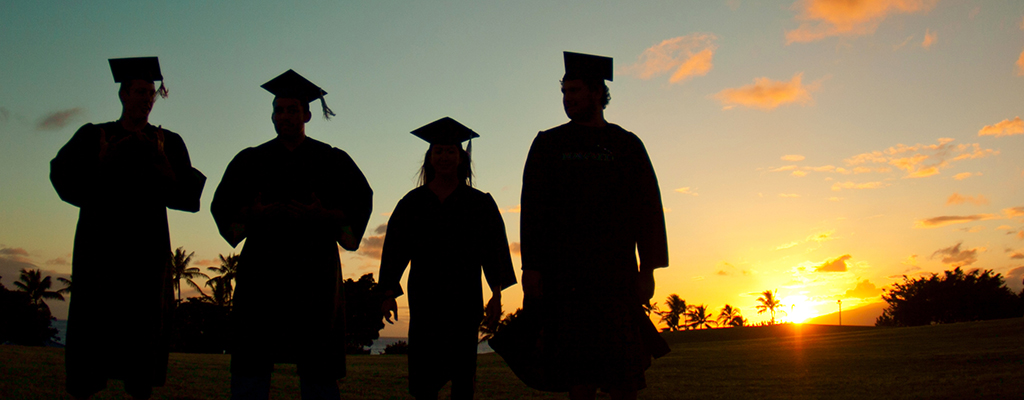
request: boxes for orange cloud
[978,117,1024,137]
[791,170,808,177]
[952,172,980,180]
[501,205,521,213]
[714,73,818,110]
[845,138,997,179]
[921,29,936,49]
[1005,207,1024,218]
[782,154,806,161]
[842,279,882,299]
[815,254,852,272]
[914,214,998,228]
[1017,49,1024,76]
[785,0,938,44]
[946,193,989,206]
[509,242,521,256]
[622,34,717,84]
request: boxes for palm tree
[14,269,65,311]
[170,247,208,302]
[717,304,743,327]
[728,315,747,327]
[56,276,72,295]
[643,301,660,317]
[657,294,687,332]
[203,253,239,307]
[686,304,716,330]
[756,289,785,325]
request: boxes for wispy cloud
[501,205,521,213]
[921,29,937,49]
[509,242,521,256]
[372,223,388,235]
[1009,252,1023,260]
[978,116,1024,137]
[675,187,698,196]
[1005,207,1024,218]
[946,193,989,206]
[892,35,914,51]
[713,73,821,110]
[952,172,980,180]
[36,108,84,131]
[931,242,983,267]
[844,138,997,179]
[815,254,852,272]
[785,0,938,44]
[358,236,384,260]
[914,214,998,229]
[622,34,717,84]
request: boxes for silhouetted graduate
[378,117,517,400]
[210,70,372,400]
[50,57,206,400]
[517,52,670,399]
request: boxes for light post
[837,299,842,326]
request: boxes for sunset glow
[1,1,1023,335]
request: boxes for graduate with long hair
[378,117,517,400]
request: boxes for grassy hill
[2,318,1021,399]
[804,301,887,326]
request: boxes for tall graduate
[519,52,670,400]
[51,57,206,400]
[210,70,372,400]
[378,117,517,400]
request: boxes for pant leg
[299,377,341,400]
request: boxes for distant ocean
[50,320,494,354]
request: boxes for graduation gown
[210,136,371,380]
[519,121,668,390]
[50,121,206,395]
[378,184,517,395]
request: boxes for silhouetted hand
[382,294,398,324]
[98,128,130,163]
[637,269,655,303]
[484,292,502,330]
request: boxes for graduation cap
[109,56,168,98]
[563,51,613,82]
[261,69,336,120]
[411,116,479,154]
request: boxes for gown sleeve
[520,133,556,272]
[633,138,669,271]
[162,130,206,212]
[210,150,254,248]
[377,196,413,297]
[50,124,102,208]
[480,193,517,291]
[331,149,373,251]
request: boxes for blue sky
[2,1,1023,334]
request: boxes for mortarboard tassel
[157,81,169,99]
[319,92,336,120]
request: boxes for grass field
[2,318,1021,399]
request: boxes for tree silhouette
[756,289,785,325]
[1,277,58,345]
[203,253,239,307]
[170,247,208,302]
[876,267,1023,327]
[56,276,72,295]
[657,294,687,332]
[13,269,65,312]
[717,304,745,327]
[686,304,716,330]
